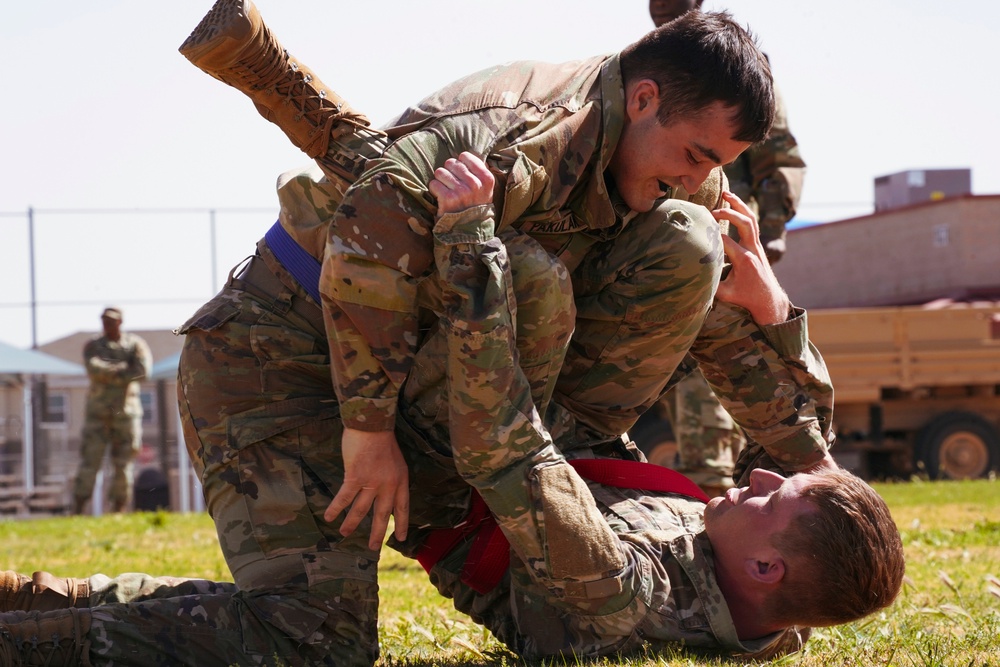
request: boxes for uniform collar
[674,532,792,656]
[568,54,626,233]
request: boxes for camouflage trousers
[666,369,746,493]
[73,410,142,509]
[0,229,576,666]
[15,241,380,666]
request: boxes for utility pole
[28,207,38,350]
[26,206,39,491]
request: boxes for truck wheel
[915,412,1000,480]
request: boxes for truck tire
[915,412,1000,480]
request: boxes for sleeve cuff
[433,204,496,244]
[762,425,830,472]
[759,305,808,359]
[339,396,398,432]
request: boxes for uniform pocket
[249,316,332,395]
[228,402,341,557]
[176,293,241,335]
[240,593,329,650]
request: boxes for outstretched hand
[324,428,409,551]
[712,191,792,326]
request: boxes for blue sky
[2,0,997,348]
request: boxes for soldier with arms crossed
[72,306,152,514]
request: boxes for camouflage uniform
[73,330,152,511]
[0,56,831,665]
[669,81,806,493]
[1,187,828,664]
[325,54,741,445]
[725,83,805,257]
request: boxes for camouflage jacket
[83,332,152,418]
[320,54,623,431]
[277,52,828,469]
[508,484,805,658]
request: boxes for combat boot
[0,607,92,666]
[0,572,29,613]
[179,0,386,184]
[0,572,91,613]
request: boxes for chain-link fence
[1,206,277,349]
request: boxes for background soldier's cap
[101,307,123,321]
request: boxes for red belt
[415,459,709,594]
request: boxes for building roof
[150,352,181,381]
[38,329,184,368]
[0,339,84,375]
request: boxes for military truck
[771,189,1000,479]
[810,301,1000,479]
[629,301,1000,481]
[630,188,1000,480]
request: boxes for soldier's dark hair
[768,469,906,627]
[620,10,774,143]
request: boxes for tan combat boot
[0,607,92,666]
[0,572,91,613]
[179,0,386,184]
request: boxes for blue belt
[264,220,322,304]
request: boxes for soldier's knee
[643,199,725,299]
[666,198,724,263]
[507,236,573,315]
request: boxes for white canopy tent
[0,340,84,493]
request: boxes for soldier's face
[649,0,701,27]
[608,87,749,214]
[101,316,121,337]
[703,469,816,567]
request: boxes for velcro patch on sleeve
[535,462,626,584]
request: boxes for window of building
[934,223,950,248]
[141,390,157,425]
[42,392,69,426]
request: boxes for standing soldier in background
[72,307,152,514]
[647,0,806,496]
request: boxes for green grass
[2,479,999,666]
